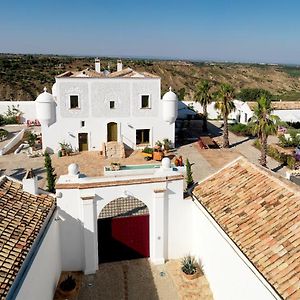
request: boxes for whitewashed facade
[35,61,178,153]
[56,160,193,274]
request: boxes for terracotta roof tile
[0,177,55,299]
[247,101,300,110]
[193,158,300,299]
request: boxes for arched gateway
[98,196,149,263]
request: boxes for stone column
[151,189,167,265]
[82,196,98,274]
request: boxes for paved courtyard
[0,120,291,189]
[78,259,213,300]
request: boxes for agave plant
[181,255,197,275]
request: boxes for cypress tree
[44,152,57,193]
[185,158,194,189]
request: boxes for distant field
[281,66,300,78]
[277,91,300,101]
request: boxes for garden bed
[253,140,297,169]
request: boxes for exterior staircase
[105,141,125,159]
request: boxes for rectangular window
[141,95,150,109]
[244,113,248,123]
[81,121,85,127]
[70,95,79,109]
[136,129,150,144]
[110,101,115,109]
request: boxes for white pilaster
[151,189,167,265]
[82,196,98,274]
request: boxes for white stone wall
[180,101,237,120]
[15,213,62,300]
[191,201,280,300]
[41,77,174,152]
[0,101,36,123]
[56,168,192,274]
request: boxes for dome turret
[162,87,178,124]
[35,87,55,126]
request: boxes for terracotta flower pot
[182,267,201,280]
[59,287,76,298]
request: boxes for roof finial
[43,87,47,92]
[169,86,172,92]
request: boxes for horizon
[1,52,300,67]
[1,0,300,64]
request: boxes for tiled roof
[247,101,300,110]
[193,158,300,299]
[56,69,105,78]
[56,67,159,79]
[0,177,55,299]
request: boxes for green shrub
[253,139,295,168]
[229,123,253,136]
[278,130,300,148]
[287,156,297,169]
[142,147,153,154]
[0,129,8,140]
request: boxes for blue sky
[0,0,299,63]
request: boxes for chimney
[117,59,123,72]
[95,58,101,73]
[22,169,39,195]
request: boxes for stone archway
[98,196,149,263]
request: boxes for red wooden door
[98,214,149,263]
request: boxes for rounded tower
[162,87,178,124]
[35,87,55,126]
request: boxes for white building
[178,100,238,120]
[235,101,300,124]
[35,60,178,153]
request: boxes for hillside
[1,54,300,101]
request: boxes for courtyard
[54,259,213,300]
[0,120,290,189]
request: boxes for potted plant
[110,162,121,171]
[59,142,72,156]
[163,138,171,154]
[58,274,77,297]
[155,140,163,148]
[181,255,202,280]
[153,146,164,161]
[142,147,153,160]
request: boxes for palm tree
[215,83,236,148]
[195,80,213,132]
[249,96,279,167]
